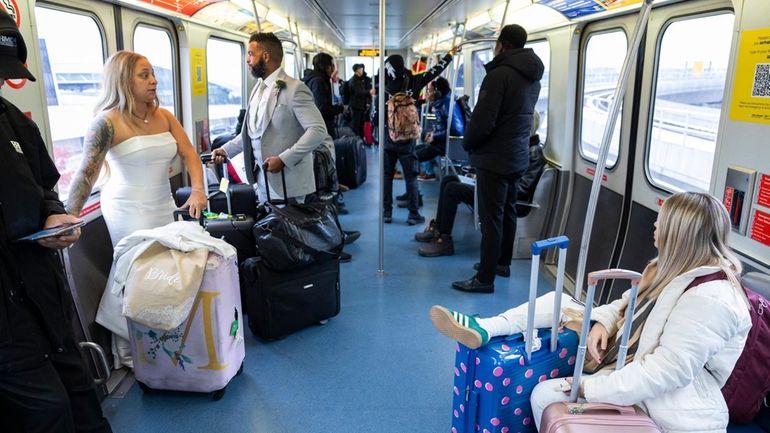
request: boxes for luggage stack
[450,236,579,433]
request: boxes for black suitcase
[205,216,256,264]
[176,183,257,219]
[240,256,340,340]
[334,136,367,189]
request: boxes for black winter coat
[347,74,371,110]
[0,97,73,352]
[302,69,344,137]
[464,48,543,175]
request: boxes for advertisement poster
[190,48,207,97]
[535,0,642,19]
[730,28,770,125]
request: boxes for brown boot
[414,219,438,242]
[418,234,454,257]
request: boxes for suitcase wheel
[138,381,152,394]
[318,319,329,326]
[212,387,226,401]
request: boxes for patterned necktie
[251,81,268,133]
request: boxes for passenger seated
[429,191,751,432]
[415,77,464,181]
[415,112,544,258]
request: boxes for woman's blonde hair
[93,50,158,126]
[641,191,742,299]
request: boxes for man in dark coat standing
[347,64,371,138]
[0,8,112,433]
[452,24,544,293]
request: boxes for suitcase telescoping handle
[569,269,642,402]
[262,162,290,205]
[200,152,234,215]
[526,236,570,360]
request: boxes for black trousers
[350,108,366,138]
[415,143,444,162]
[0,293,112,433]
[476,168,521,284]
[383,141,420,215]
[436,175,474,235]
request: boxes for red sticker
[585,167,607,182]
[724,186,734,213]
[79,201,101,218]
[750,210,770,247]
[757,174,770,208]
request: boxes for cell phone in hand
[17,221,85,242]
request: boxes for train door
[604,0,735,302]
[562,15,638,299]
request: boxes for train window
[647,13,734,193]
[206,38,244,141]
[579,30,627,168]
[470,41,550,141]
[34,6,105,201]
[284,51,296,79]
[134,25,176,115]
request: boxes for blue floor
[102,148,548,433]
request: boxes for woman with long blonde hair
[431,192,751,432]
[67,50,207,368]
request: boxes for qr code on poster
[752,63,770,97]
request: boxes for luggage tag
[219,177,230,193]
[230,307,239,337]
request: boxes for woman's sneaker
[429,305,490,349]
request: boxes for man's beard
[250,58,267,79]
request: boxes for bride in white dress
[67,51,207,368]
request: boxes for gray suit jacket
[223,70,327,199]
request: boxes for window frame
[205,35,245,143]
[576,27,629,171]
[526,38,551,143]
[643,9,735,194]
[132,22,179,116]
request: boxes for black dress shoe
[343,230,360,245]
[339,251,352,263]
[473,262,511,278]
[451,276,494,293]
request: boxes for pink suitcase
[128,253,246,400]
[539,269,662,433]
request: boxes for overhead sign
[358,49,380,57]
[730,28,770,125]
[535,0,642,19]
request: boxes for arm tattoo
[66,115,114,216]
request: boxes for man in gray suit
[213,32,328,202]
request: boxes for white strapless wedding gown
[96,132,178,368]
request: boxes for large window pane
[207,38,244,140]
[471,48,494,106]
[284,51,296,79]
[134,25,176,115]
[647,13,734,192]
[580,30,627,168]
[528,40,550,142]
[35,6,105,201]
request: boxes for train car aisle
[99,148,572,432]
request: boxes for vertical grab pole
[293,19,305,73]
[250,0,262,32]
[499,0,511,30]
[573,0,653,302]
[376,0,385,276]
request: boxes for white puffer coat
[583,265,752,433]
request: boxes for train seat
[511,164,558,259]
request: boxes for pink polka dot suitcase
[450,237,579,433]
[128,253,246,400]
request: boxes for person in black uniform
[452,24,544,293]
[347,64,371,138]
[0,9,112,433]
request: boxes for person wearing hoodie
[373,48,458,225]
[303,52,344,139]
[452,24,544,293]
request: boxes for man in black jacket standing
[347,64,371,138]
[452,24,544,293]
[0,9,112,432]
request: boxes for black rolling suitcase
[240,256,340,340]
[334,136,367,188]
[175,155,258,219]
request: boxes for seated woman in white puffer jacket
[430,191,751,432]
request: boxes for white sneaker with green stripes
[429,305,490,349]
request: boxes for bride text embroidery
[144,267,182,285]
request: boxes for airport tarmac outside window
[579,30,627,168]
[134,25,176,116]
[647,12,734,193]
[206,38,244,142]
[34,6,106,201]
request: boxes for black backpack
[313,144,339,199]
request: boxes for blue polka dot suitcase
[450,237,579,433]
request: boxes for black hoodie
[302,68,343,137]
[464,48,544,175]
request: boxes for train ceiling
[132,0,660,52]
